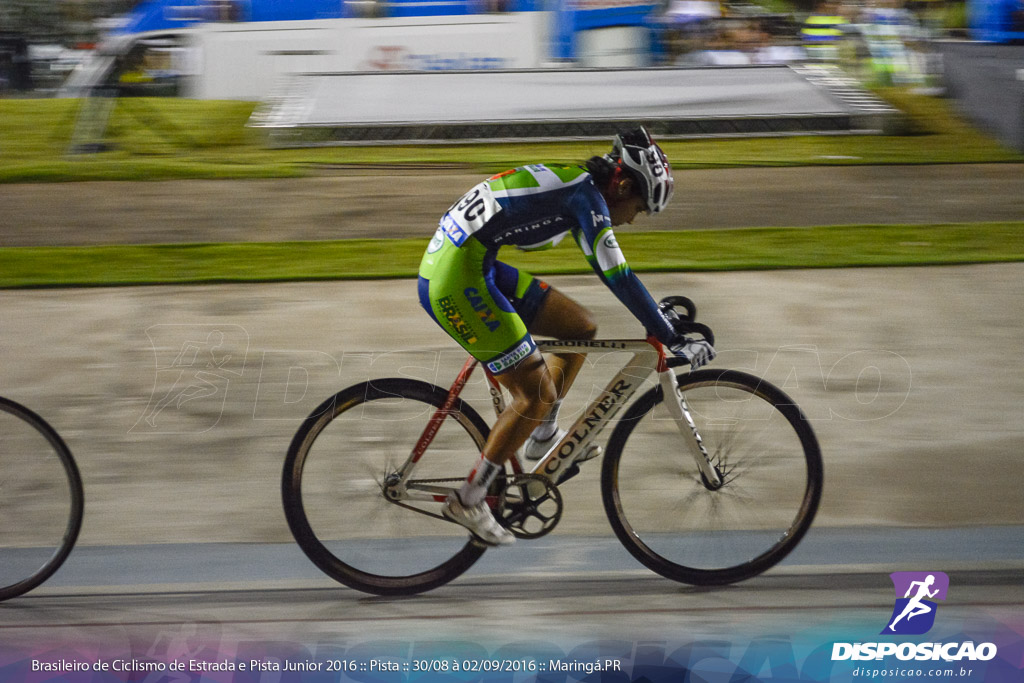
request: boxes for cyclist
[417,127,716,546]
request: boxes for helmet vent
[611,126,674,214]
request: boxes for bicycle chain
[384,475,514,523]
[384,476,463,523]
[386,475,560,537]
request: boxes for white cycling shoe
[521,429,602,463]
[443,493,516,546]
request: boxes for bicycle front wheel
[282,378,492,596]
[602,368,822,585]
[0,397,84,602]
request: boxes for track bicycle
[0,396,84,602]
[282,297,823,596]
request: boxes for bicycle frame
[284,320,821,594]
[394,336,722,500]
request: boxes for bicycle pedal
[575,443,602,463]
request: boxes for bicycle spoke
[602,369,821,585]
[282,379,492,595]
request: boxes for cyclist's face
[608,192,648,226]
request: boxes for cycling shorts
[418,229,550,375]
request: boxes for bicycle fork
[658,369,724,490]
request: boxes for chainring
[497,474,563,539]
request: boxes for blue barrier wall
[968,0,1024,42]
[551,1,657,60]
[114,0,544,34]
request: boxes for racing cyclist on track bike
[417,127,716,546]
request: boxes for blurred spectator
[114,47,155,94]
[676,16,805,66]
[474,0,512,12]
[752,39,807,64]
[0,33,33,92]
[800,0,849,62]
[344,0,386,18]
[852,0,929,85]
[684,20,760,64]
[106,41,183,97]
[209,0,243,21]
[664,0,722,24]
[650,0,722,63]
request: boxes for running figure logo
[133,325,249,434]
[882,571,949,635]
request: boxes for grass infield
[0,89,1021,183]
[1,223,1021,289]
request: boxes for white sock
[530,399,562,442]
[459,456,502,507]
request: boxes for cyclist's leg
[491,261,597,450]
[418,238,556,543]
[480,350,557,465]
[444,351,555,545]
[459,357,557,546]
[528,286,598,400]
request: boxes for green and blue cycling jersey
[418,163,674,375]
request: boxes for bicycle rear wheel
[0,397,84,602]
[282,378,492,596]
[602,368,822,585]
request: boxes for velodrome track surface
[1,167,1022,670]
[2,268,1022,558]
[1,164,1023,245]
[5,566,1024,653]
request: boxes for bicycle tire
[0,397,84,602]
[601,368,822,585]
[282,378,493,596]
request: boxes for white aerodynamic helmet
[609,126,674,214]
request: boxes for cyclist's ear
[609,169,635,200]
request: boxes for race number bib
[440,181,502,246]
